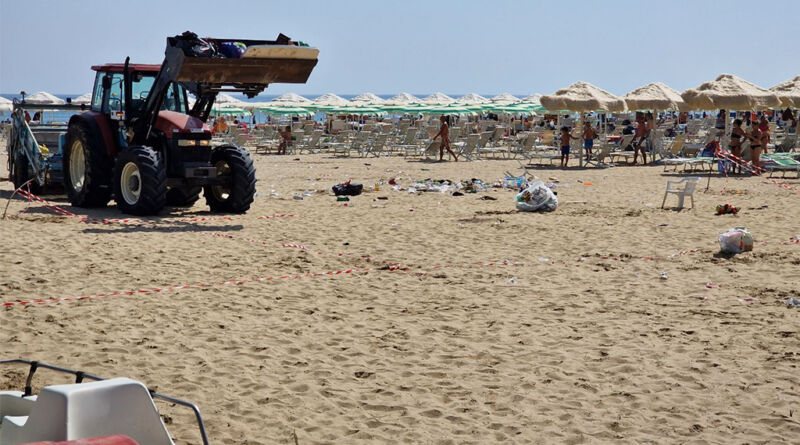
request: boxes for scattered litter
[660,271,668,280]
[583,182,593,186]
[538,257,550,263]
[333,180,363,196]
[516,181,558,212]
[505,277,518,286]
[738,297,757,304]
[371,204,384,208]
[479,196,497,201]
[452,191,464,196]
[376,196,388,200]
[705,282,719,289]
[292,194,303,201]
[785,298,800,308]
[336,196,350,202]
[718,227,754,254]
[715,203,740,215]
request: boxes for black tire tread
[113,146,167,215]
[62,123,113,207]
[204,145,256,213]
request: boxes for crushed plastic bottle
[505,277,518,286]
[786,297,800,308]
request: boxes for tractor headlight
[177,139,196,147]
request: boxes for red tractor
[62,32,318,215]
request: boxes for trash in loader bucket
[166,32,319,90]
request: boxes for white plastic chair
[661,177,700,209]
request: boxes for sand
[1,150,799,444]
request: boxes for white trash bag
[516,181,558,212]
[718,227,754,254]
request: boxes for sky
[1,0,799,98]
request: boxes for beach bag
[515,181,558,212]
[718,227,753,254]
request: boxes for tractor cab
[90,64,188,119]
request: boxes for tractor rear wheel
[204,145,256,213]
[166,185,202,207]
[113,146,167,215]
[63,123,113,207]
[11,153,41,194]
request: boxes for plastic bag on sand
[718,227,754,253]
[516,181,558,212]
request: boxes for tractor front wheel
[113,146,166,215]
[204,145,256,213]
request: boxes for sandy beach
[1,151,799,444]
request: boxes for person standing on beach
[728,119,745,174]
[748,123,762,172]
[560,126,577,167]
[758,115,770,153]
[433,115,458,161]
[278,125,292,155]
[582,121,597,161]
[633,113,648,164]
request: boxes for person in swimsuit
[560,126,578,167]
[728,119,745,174]
[633,113,648,164]
[582,121,597,161]
[748,124,762,172]
[758,115,770,153]
[278,125,292,155]
[433,115,458,161]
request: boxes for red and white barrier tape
[718,150,800,195]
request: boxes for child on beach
[582,121,598,161]
[560,126,577,167]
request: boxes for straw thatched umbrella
[456,93,490,105]
[384,92,420,106]
[271,93,311,106]
[24,91,65,105]
[311,93,351,107]
[72,93,93,105]
[350,93,385,105]
[521,93,542,105]
[490,93,520,104]
[541,82,626,166]
[681,74,780,111]
[214,93,247,106]
[421,92,455,105]
[540,82,625,113]
[623,82,686,111]
[769,76,800,108]
[0,96,12,112]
